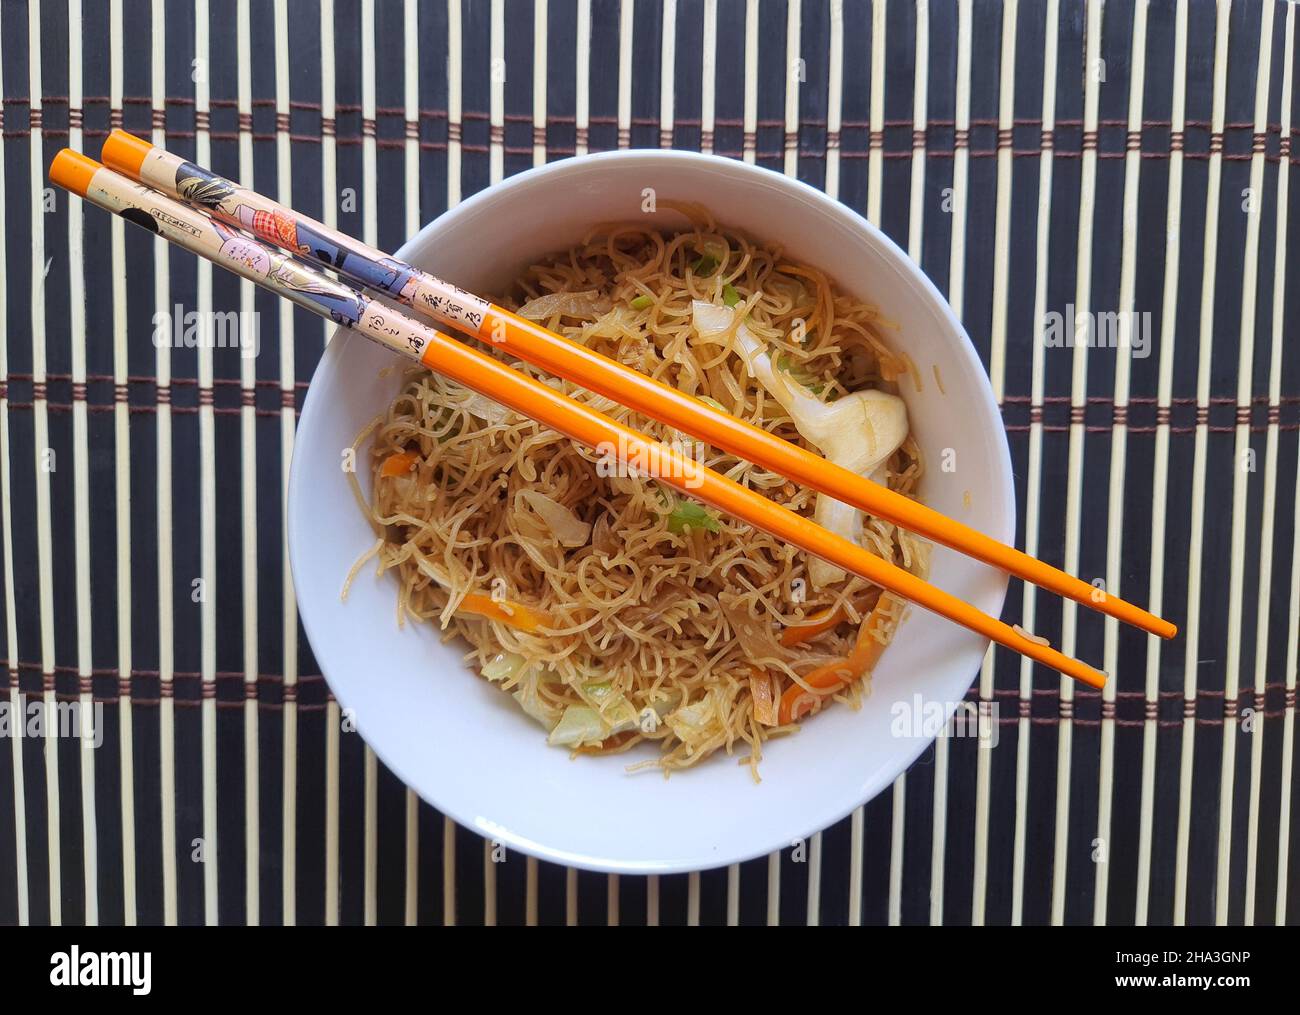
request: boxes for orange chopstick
[51,148,1107,689]
[100,129,1176,643]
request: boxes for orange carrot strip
[780,605,845,648]
[457,592,554,633]
[777,596,898,723]
[779,592,877,648]
[778,670,850,725]
[748,667,777,727]
[380,450,419,477]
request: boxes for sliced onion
[446,385,510,425]
[691,299,735,337]
[692,298,911,590]
[584,306,641,341]
[718,594,789,665]
[516,490,592,547]
[517,290,612,321]
[589,514,618,555]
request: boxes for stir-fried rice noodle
[352,205,929,777]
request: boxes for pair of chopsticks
[51,131,1177,689]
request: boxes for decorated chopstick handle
[50,149,1107,689]
[103,130,497,336]
[97,133,1174,645]
[50,151,439,367]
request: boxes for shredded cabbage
[691,300,909,587]
[664,690,724,749]
[692,301,734,337]
[583,305,643,342]
[516,490,592,547]
[481,651,527,683]
[448,385,511,425]
[548,705,609,747]
[517,289,612,321]
[513,670,561,729]
[582,681,640,733]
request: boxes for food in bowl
[347,203,930,775]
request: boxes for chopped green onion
[776,352,826,395]
[665,499,722,535]
[722,284,741,307]
[691,253,719,276]
[629,294,654,310]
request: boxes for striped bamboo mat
[0,0,1297,926]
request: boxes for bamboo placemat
[0,0,1297,926]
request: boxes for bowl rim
[289,148,1016,873]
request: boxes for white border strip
[67,0,99,926]
[403,0,422,929]
[783,0,800,178]
[575,0,590,157]
[1049,0,1102,926]
[973,0,1018,927]
[533,0,547,168]
[149,0,178,927]
[236,0,260,928]
[483,0,506,928]
[193,0,220,927]
[743,0,757,164]
[524,1,548,926]
[359,0,377,928]
[1012,0,1059,926]
[617,0,632,149]
[28,0,61,929]
[273,0,299,927]
[1228,0,1276,925]
[1135,0,1188,927]
[930,0,972,927]
[659,0,676,148]
[319,0,341,927]
[108,0,136,927]
[442,0,463,925]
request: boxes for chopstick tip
[102,127,151,176]
[1069,663,1108,690]
[48,148,100,197]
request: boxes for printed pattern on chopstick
[127,143,494,331]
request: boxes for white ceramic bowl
[288,150,1014,874]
